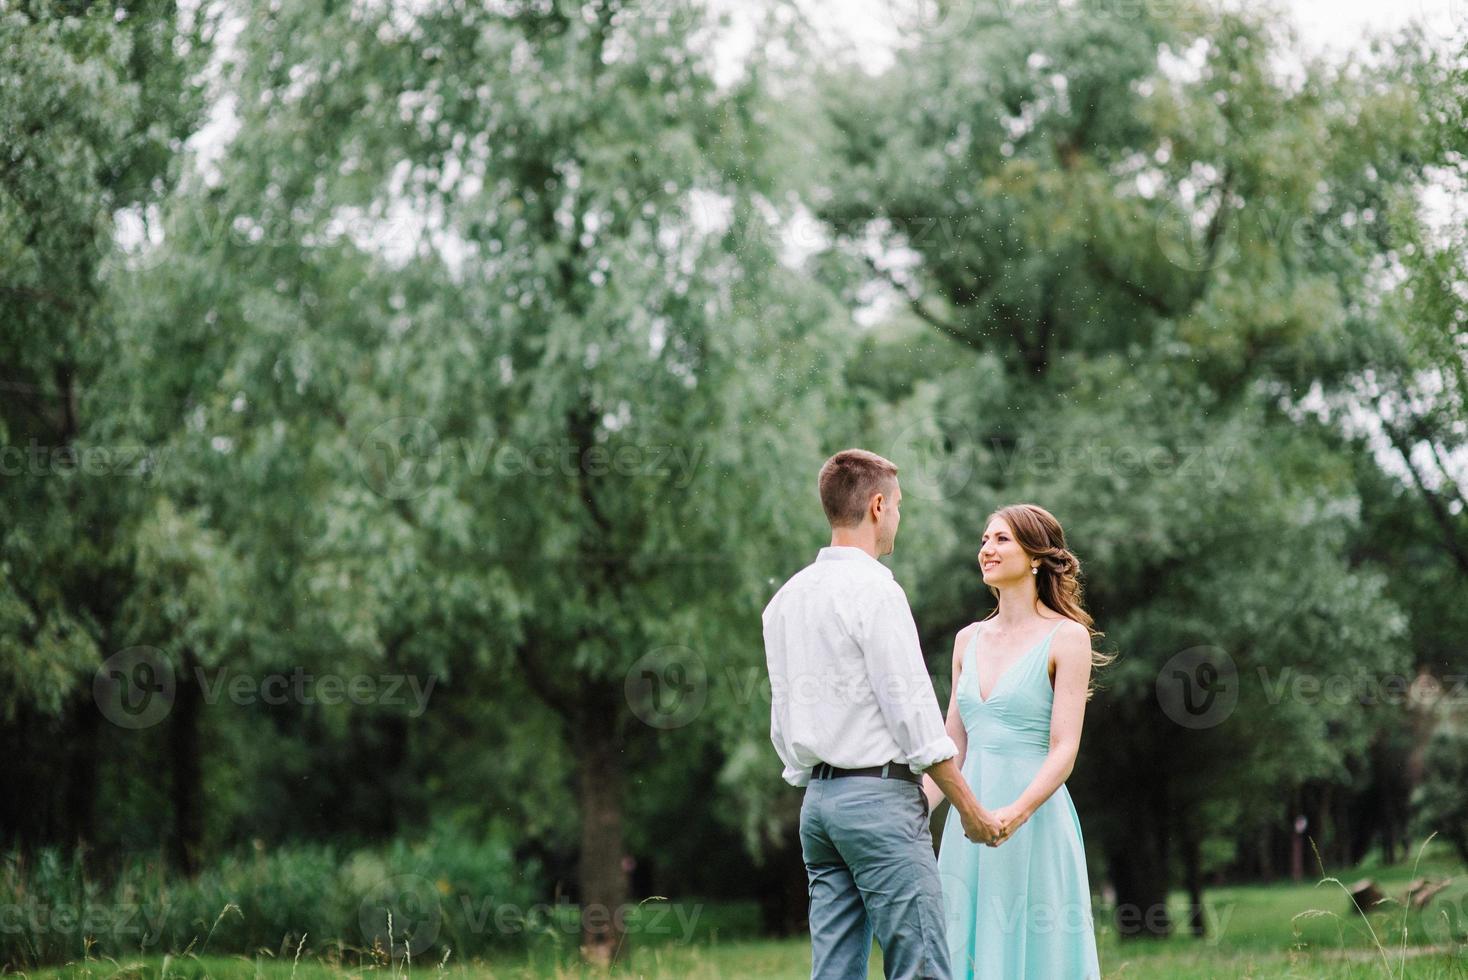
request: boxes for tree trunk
[1181,825,1206,938]
[168,647,204,876]
[65,690,101,865]
[1107,846,1173,937]
[756,836,809,937]
[574,702,628,965]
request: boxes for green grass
[16,847,1468,979]
[13,940,1468,980]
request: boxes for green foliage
[1413,727,1468,864]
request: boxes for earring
[1031,566,1038,575]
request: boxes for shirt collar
[816,546,894,578]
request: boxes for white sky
[711,0,1463,84]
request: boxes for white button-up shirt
[762,546,959,787]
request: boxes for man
[763,448,1002,980]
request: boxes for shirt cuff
[905,735,959,775]
[783,764,812,787]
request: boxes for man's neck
[828,530,879,560]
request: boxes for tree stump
[1349,878,1384,914]
[1407,878,1452,911]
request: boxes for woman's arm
[992,621,1092,834]
[922,623,976,810]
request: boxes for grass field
[19,848,1468,979]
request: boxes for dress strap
[962,622,983,675]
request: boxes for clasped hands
[960,802,1028,847]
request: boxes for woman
[921,503,1109,979]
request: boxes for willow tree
[117,0,843,960]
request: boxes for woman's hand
[991,802,1031,843]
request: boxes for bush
[0,827,543,969]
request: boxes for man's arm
[764,609,811,787]
[925,757,1002,844]
[860,589,1001,844]
[922,624,974,810]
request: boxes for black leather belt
[811,761,920,784]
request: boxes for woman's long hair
[983,503,1115,691]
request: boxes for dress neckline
[972,620,1065,704]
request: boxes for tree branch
[859,254,984,350]
[1377,402,1468,579]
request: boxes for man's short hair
[818,449,899,528]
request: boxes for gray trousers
[800,774,951,979]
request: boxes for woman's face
[978,517,1031,584]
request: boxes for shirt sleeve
[859,582,958,774]
[765,601,812,788]
[769,696,812,787]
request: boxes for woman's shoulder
[951,620,985,665]
[1045,617,1094,663]
[1040,609,1089,636]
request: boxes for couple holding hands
[763,449,1106,979]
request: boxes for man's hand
[959,804,1004,845]
[924,757,999,842]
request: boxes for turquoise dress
[937,620,1101,979]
